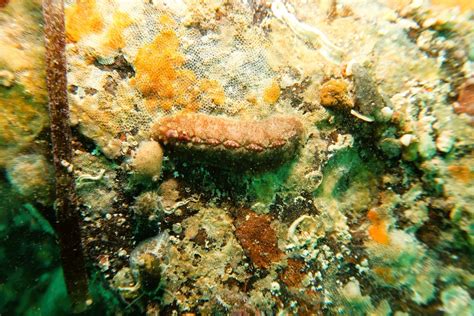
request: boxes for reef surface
[0,0,473,315]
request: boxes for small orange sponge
[65,0,104,42]
[263,80,281,105]
[367,209,390,245]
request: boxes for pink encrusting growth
[151,113,305,170]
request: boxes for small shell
[436,130,455,153]
[400,134,416,147]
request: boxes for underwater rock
[132,180,183,220]
[440,285,473,316]
[0,69,14,87]
[157,178,181,211]
[6,154,54,205]
[0,89,48,167]
[287,214,325,246]
[340,279,374,315]
[0,0,47,102]
[379,138,402,158]
[112,267,140,300]
[101,138,122,159]
[163,206,249,311]
[73,150,120,216]
[132,191,161,220]
[152,113,304,170]
[130,231,170,291]
[279,258,306,288]
[7,0,470,314]
[366,230,438,304]
[351,64,389,121]
[436,130,455,153]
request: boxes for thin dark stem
[42,0,90,311]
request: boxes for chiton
[151,113,305,170]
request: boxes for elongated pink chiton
[151,113,304,170]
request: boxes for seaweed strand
[42,0,90,311]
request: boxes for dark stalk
[42,0,90,311]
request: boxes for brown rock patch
[455,77,474,125]
[234,211,283,269]
[280,258,305,288]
